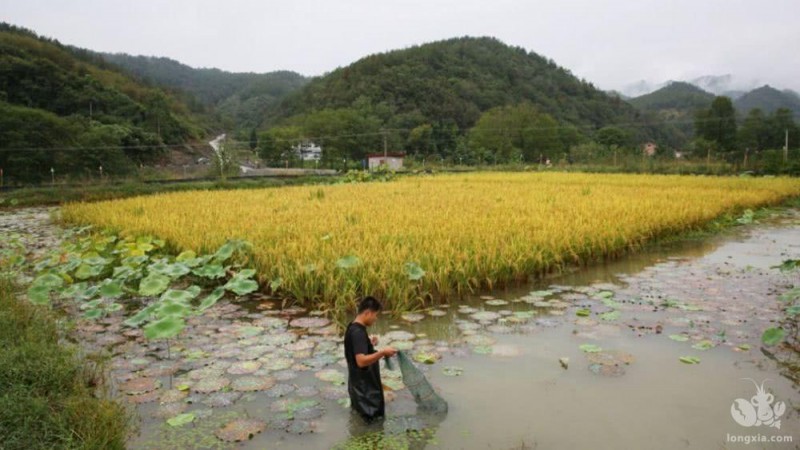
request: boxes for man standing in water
[344,296,397,422]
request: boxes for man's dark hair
[357,296,382,314]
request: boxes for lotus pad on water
[215,418,267,442]
[315,369,346,385]
[290,317,331,328]
[231,376,276,392]
[193,377,231,393]
[470,311,500,322]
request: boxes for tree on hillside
[248,128,258,151]
[257,126,303,166]
[468,103,561,163]
[737,108,769,151]
[694,96,737,151]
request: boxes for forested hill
[0,23,208,182]
[734,85,800,117]
[97,53,308,131]
[271,36,640,131]
[629,82,714,113]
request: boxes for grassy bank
[0,278,129,449]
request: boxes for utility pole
[784,128,789,163]
[382,128,388,158]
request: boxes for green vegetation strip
[0,278,130,450]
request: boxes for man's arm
[355,350,387,368]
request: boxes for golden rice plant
[61,172,800,312]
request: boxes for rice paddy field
[61,172,800,312]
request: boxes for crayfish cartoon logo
[730,379,786,429]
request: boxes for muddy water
[67,209,800,449]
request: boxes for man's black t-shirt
[344,321,385,421]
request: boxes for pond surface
[25,208,800,449]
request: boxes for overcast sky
[5,0,800,93]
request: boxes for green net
[392,351,448,414]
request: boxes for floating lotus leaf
[202,391,242,408]
[199,286,226,311]
[532,301,553,308]
[286,420,315,435]
[384,330,416,341]
[193,263,225,279]
[578,344,603,353]
[232,376,276,392]
[119,377,161,395]
[457,322,481,332]
[265,357,294,371]
[215,418,267,442]
[126,390,161,404]
[762,327,785,346]
[485,299,509,306]
[236,326,265,338]
[154,402,188,419]
[293,407,324,420]
[261,333,296,346]
[472,345,493,354]
[412,351,440,364]
[691,340,715,350]
[159,389,188,403]
[534,290,556,297]
[315,369,346,385]
[575,308,591,317]
[289,317,331,328]
[138,273,170,296]
[401,313,425,322]
[486,324,513,334]
[588,363,626,377]
[458,306,479,314]
[266,383,297,398]
[167,412,195,427]
[273,369,299,381]
[320,386,348,400]
[286,340,316,352]
[210,241,237,263]
[224,277,259,296]
[679,356,700,364]
[193,377,231,393]
[295,386,319,397]
[464,334,496,346]
[188,366,226,380]
[428,309,447,317]
[442,366,464,376]
[270,398,319,414]
[239,345,271,360]
[598,310,621,321]
[143,316,185,340]
[75,263,103,280]
[32,273,65,289]
[155,301,191,318]
[595,291,615,299]
[470,311,500,321]
[26,284,52,305]
[160,286,201,303]
[227,361,261,375]
[586,350,635,366]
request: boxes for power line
[0,116,787,152]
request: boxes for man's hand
[370,335,379,346]
[381,346,397,358]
